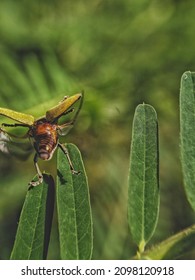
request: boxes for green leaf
[10,174,55,260]
[180,71,195,211]
[0,107,34,125]
[138,224,195,260]
[56,143,93,260]
[128,104,159,252]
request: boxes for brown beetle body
[30,119,58,161]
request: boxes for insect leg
[2,123,30,128]
[29,154,43,187]
[62,107,74,116]
[57,122,74,136]
[52,108,75,123]
[1,123,30,139]
[58,143,80,175]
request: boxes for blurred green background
[1,0,195,259]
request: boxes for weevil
[0,93,83,186]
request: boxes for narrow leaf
[139,224,195,260]
[10,174,55,260]
[128,104,159,252]
[0,107,34,125]
[57,143,93,260]
[180,71,195,211]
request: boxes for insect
[0,93,83,186]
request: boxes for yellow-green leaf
[0,107,34,125]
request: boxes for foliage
[180,72,195,211]
[128,104,159,254]
[10,145,92,260]
[57,144,93,260]
[6,72,195,260]
[1,0,195,259]
[10,174,55,260]
[128,84,195,259]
